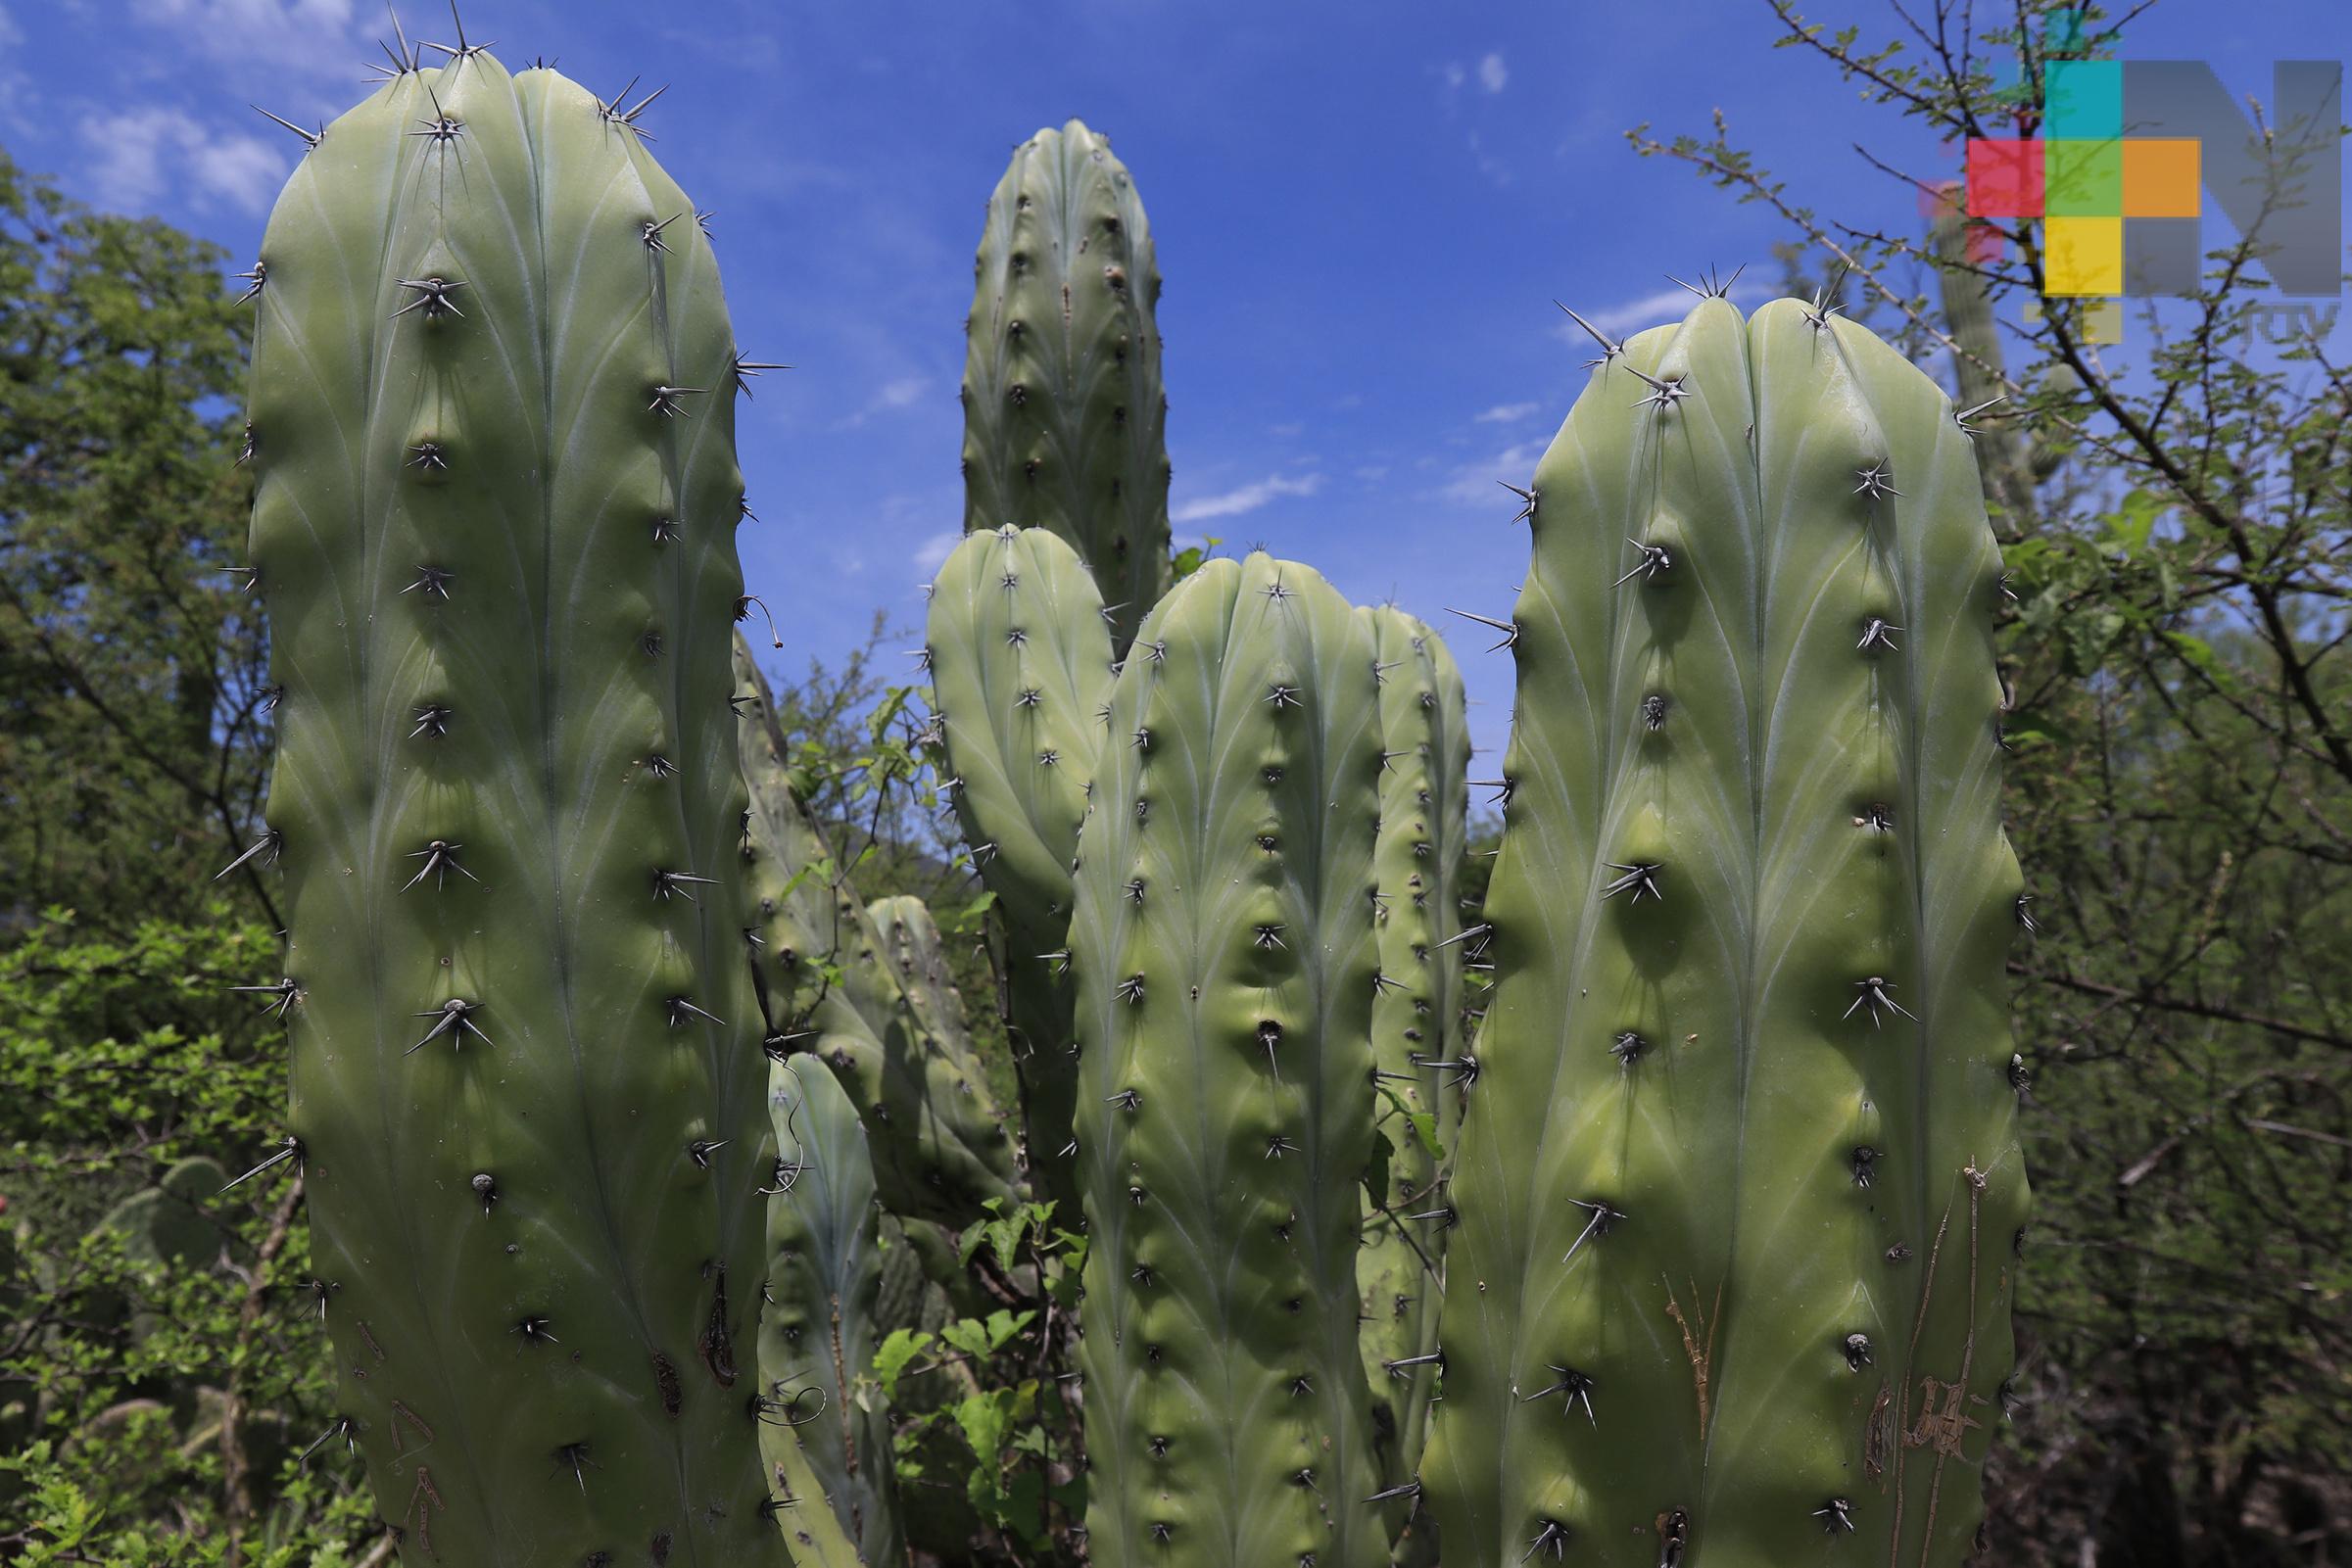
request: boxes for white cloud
[1439,440,1549,506]
[1172,473,1323,524]
[0,6,29,134]
[1474,401,1540,424]
[1563,277,1773,343]
[1478,53,1508,93]
[78,109,287,216]
[913,531,962,573]
[1441,62,1466,91]
[133,0,368,79]
[833,375,931,430]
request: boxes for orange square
[2124,139,2200,218]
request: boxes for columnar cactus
[1354,607,1469,1528]
[1928,199,2071,525]
[868,893,991,1100]
[244,55,784,1561]
[1420,295,2029,1566]
[759,1060,903,1568]
[1072,553,1387,1568]
[961,120,1171,655]
[735,638,1022,1227]
[924,526,1115,1211]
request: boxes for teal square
[2046,141,2124,216]
[2045,7,2088,53]
[2046,60,2121,139]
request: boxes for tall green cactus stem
[1355,608,1469,1526]
[760,1060,904,1568]
[735,639,1022,1228]
[1928,195,2069,527]
[961,121,1171,654]
[925,526,1115,1212]
[867,894,986,1095]
[1420,297,2028,1566]
[246,57,783,1563]
[1073,553,1386,1568]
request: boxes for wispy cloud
[132,0,369,81]
[78,108,287,215]
[913,531,961,573]
[834,375,931,429]
[1561,278,1773,343]
[0,6,29,136]
[1172,472,1322,524]
[1437,53,1512,183]
[1439,440,1548,506]
[1441,54,1506,96]
[1474,401,1540,424]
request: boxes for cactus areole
[242,55,787,1564]
[1421,297,2029,1567]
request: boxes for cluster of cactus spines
[961,120,1171,655]
[758,1060,904,1568]
[923,526,1116,1212]
[1418,295,2029,1566]
[1354,607,1469,1532]
[735,638,1024,1228]
[1072,553,1388,1568]
[244,51,787,1561]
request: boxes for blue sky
[2,0,2342,762]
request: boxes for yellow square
[2124,139,2200,217]
[2046,215,2123,294]
[2084,297,2125,343]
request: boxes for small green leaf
[984,1307,1036,1352]
[872,1328,935,1400]
[939,1317,993,1361]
